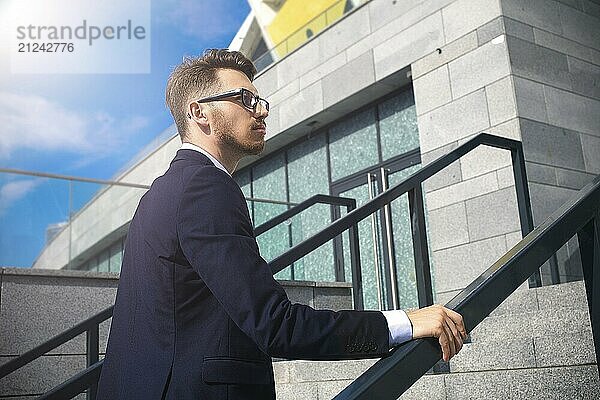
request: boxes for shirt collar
[180,142,231,176]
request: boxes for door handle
[381,167,399,310]
[367,172,384,310]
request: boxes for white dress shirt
[181,142,231,176]
[179,142,413,348]
[382,309,413,347]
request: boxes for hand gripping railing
[332,173,600,399]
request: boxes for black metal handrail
[7,133,536,398]
[0,307,111,379]
[333,173,600,399]
[268,133,538,290]
[38,361,103,400]
[254,193,363,308]
[254,194,355,236]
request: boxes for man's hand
[406,304,467,362]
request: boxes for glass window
[329,107,378,181]
[287,134,334,281]
[108,241,123,273]
[287,134,329,202]
[289,204,335,282]
[97,250,109,272]
[387,164,436,307]
[252,153,291,280]
[378,89,419,161]
[252,152,287,221]
[234,169,253,223]
[88,257,98,272]
[339,184,385,310]
[234,168,252,198]
[233,87,421,290]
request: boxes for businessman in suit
[96,49,466,400]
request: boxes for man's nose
[255,102,269,118]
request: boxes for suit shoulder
[182,164,241,198]
[177,164,253,236]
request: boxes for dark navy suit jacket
[96,149,390,400]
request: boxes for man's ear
[188,102,209,127]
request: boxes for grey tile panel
[477,17,505,46]
[502,0,563,35]
[559,2,600,49]
[528,181,578,224]
[535,329,598,367]
[465,187,521,242]
[513,76,549,123]
[545,86,600,137]
[581,133,600,174]
[322,50,376,110]
[448,35,511,100]
[507,36,572,90]
[525,162,558,185]
[412,31,478,79]
[520,119,586,171]
[442,0,502,43]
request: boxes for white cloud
[121,115,150,132]
[156,0,243,42]
[0,179,40,215]
[0,91,149,161]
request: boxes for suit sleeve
[176,166,390,360]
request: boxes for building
[33,0,600,309]
[6,0,600,397]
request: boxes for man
[96,49,466,400]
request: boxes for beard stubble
[212,108,264,157]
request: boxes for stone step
[273,359,446,400]
[440,280,589,318]
[449,328,597,373]
[443,365,599,400]
[274,363,600,400]
[273,281,598,400]
[469,306,592,343]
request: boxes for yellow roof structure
[266,0,347,58]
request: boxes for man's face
[206,68,268,157]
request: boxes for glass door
[332,155,422,310]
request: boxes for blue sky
[0,0,251,267]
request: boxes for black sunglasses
[193,88,269,113]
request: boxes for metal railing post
[347,200,364,310]
[548,253,561,285]
[380,168,399,310]
[86,325,99,400]
[68,180,73,270]
[577,211,600,378]
[511,143,541,287]
[408,186,434,308]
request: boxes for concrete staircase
[273,281,600,400]
[1,269,597,398]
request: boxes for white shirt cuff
[381,310,413,347]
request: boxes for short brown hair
[165,49,257,138]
